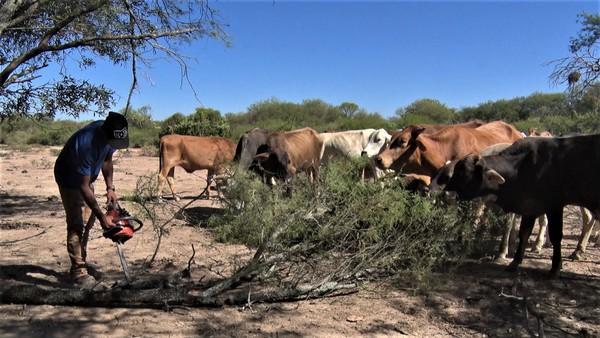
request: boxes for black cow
[233,128,270,170]
[442,134,600,277]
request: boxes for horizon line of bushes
[1,86,598,149]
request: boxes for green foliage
[339,102,360,118]
[569,13,600,53]
[394,99,456,126]
[211,159,497,282]
[160,108,231,138]
[1,0,228,121]
[226,97,389,139]
[0,117,84,146]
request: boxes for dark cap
[101,112,129,149]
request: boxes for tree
[160,107,231,138]
[0,0,228,121]
[339,102,359,118]
[547,13,600,97]
[394,98,455,125]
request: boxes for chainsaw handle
[113,216,144,232]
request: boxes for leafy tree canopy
[547,12,599,97]
[393,98,455,127]
[160,107,231,138]
[0,0,228,121]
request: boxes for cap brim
[108,138,129,149]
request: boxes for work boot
[73,274,97,290]
[87,265,106,281]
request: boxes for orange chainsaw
[103,202,143,284]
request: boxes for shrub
[210,159,500,287]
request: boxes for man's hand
[106,188,118,206]
[100,213,117,230]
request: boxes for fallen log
[226,281,358,305]
[0,284,222,309]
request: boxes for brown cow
[374,121,524,178]
[393,119,485,139]
[528,127,552,137]
[251,127,323,186]
[158,135,237,200]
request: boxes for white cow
[361,128,392,158]
[318,129,376,165]
[361,128,392,180]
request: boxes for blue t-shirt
[54,120,116,189]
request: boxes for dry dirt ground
[1,145,599,338]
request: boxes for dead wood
[0,284,222,309]
[226,281,358,305]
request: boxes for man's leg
[58,185,93,282]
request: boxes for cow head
[442,154,505,202]
[426,160,457,196]
[234,128,269,170]
[361,129,392,158]
[251,145,295,185]
[374,126,426,171]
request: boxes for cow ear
[474,154,485,167]
[253,153,269,163]
[415,139,427,152]
[410,127,426,139]
[484,169,505,184]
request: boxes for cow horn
[484,169,505,184]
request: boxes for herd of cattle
[155,120,600,277]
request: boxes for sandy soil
[1,145,599,338]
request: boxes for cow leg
[165,167,179,201]
[473,203,486,228]
[531,215,548,253]
[593,221,600,247]
[497,213,518,261]
[570,207,596,260]
[205,169,213,199]
[546,209,564,277]
[158,164,179,201]
[508,215,536,272]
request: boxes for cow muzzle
[441,190,458,205]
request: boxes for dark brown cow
[233,128,270,170]
[374,121,524,178]
[443,134,600,276]
[251,127,323,186]
[158,135,237,200]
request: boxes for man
[54,112,129,289]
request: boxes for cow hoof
[506,262,519,272]
[494,256,508,264]
[530,246,543,254]
[569,251,583,260]
[548,269,561,279]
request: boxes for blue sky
[62,1,598,121]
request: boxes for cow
[528,127,552,137]
[427,142,548,260]
[432,142,599,262]
[361,128,392,158]
[158,135,237,201]
[251,127,323,187]
[233,128,270,170]
[374,121,524,179]
[442,134,600,277]
[318,129,376,165]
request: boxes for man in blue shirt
[54,112,129,289]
